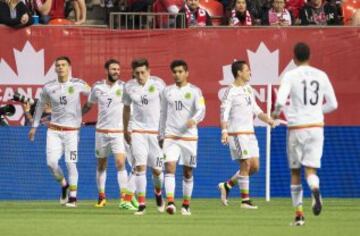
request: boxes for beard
[108,74,118,83]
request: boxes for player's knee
[46,160,58,171]
[183,171,193,179]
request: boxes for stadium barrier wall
[0,126,359,200]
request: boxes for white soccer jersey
[33,78,90,128]
[275,65,338,127]
[123,76,165,131]
[220,84,263,133]
[88,79,125,130]
[160,83,206,138]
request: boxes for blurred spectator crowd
[0,0,359,28]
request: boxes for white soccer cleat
[166,204,176,215]
[290,215,305,226]
[241,200,258,209]
[134,205,146,216]
[157,202,165,213]
[218,183,229,206]
[181,206,192,216]
[65,201,77,208]
[59,185,69,205]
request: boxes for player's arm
[187,89,206,128]
[159,89,168,145]
[82,86,96,115]
[272,75,291,119]
[322,76,338,114]
[29,89,49,141]
[252,90,275,127]
[220,87,232,144]
[79,79,91,95]
[122,86,132,144]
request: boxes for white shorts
[95,132,125,158]
[131,133,163,170]
[228,134,259,160]
[163,139,198,168]
[287,127,324,169]
[46,129,79,163]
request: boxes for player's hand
[221,132,229,145]
[22,102,31,113]
[186,119,196,128]
[124,131,131,144]
[28,127,36,142]
[158,139,164,148]
[268,118,276,128]
[271,112,279,120]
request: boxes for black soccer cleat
[312,189,323,216]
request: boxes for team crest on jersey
[68,86,75,94]
[116,89,122,97]
[185,92,192,99]
[243,150,248,155]
[148,85,156,93]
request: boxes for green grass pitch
[0,198,359,236]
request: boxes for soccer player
[218,60,275,209]
[82,59,136,210]
[28,56,90,207]
[122,58,165,215]
[272,42,338,226]
[159,60,206,216]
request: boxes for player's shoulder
[189,83,203,95]
[310,66,328,79]
[43,79,57,88]
[125,78,137,88]
[116,79,126,86]
[92,80,106,88]
[150,76,166,87]
[70,78,88,85]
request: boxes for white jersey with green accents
[88,79,126,130]
[33,78,91,128]
[123,76,166,131]
[160,83,206,138]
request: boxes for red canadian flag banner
[0,27,359,126]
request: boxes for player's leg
[163,139,181,214]
[95,158,108,207]
[110,134,128,206]
[121,142,138,210]
[288,129,305,226]
[179,141,197,216]
[94,132,109,207]
[64,130,80,207]
[46,129,68,205]
[132,133,149,215]
[148,135,165,212]
[303,128,324,216]
[181,166,194,216]
[238,158,258,209]
[217,135,240,206]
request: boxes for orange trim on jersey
[48,123,79,131]
[165,135,198,141]
[288,123,324,130]
[132,129,159,135]
[228,131,255,136]
[96,129,123,134]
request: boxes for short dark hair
[104,59,120,69]
[131,58,149,70]
[231,60,247,78]
[55,56,71,65]
[294,42,310,62]
[170,60,188,71]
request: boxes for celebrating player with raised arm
[159,60,206,216]
[28,56,91,207]
[122,58,166,215]
[82,59,136,210]
[272,42,338,226]
[218,60,275,209]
